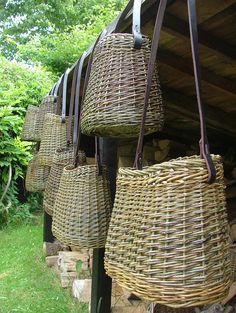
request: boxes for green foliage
[17,1,126,75]
[0,56,53,226]
[0,0,126,59]
[0,221,89,312]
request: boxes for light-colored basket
[52,164,111,249]
[43,145,86,216]
[105,155,231,307]
[25,154,50,192]
[21,105,41,141]
[81,33,163,138]
[37,95,57,139]
[37,113,73,166]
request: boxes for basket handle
[187,0,216,183]
[74,30,107,170]
[134,0,216,183]
[134,0,167,169]
[54,74,63,97]
[114,0,142,49]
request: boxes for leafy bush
[0,56,53,227]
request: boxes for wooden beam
[158,49,236,95]
[200,3,236,28]
[163,87,236,136]
[162,12,235,60]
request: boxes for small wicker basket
[25,154,50,192]
[21,105,41,141]
[52,164,112,249]
[43,145,86,216]
[37,113,73,166]
[37,95,57,139]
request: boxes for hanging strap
[61,68,70,123]
[114,0,142,49]
[67,60,80,145]
[74,30,107,170]
[73,51,87,145]
[56,75,64,115]
[54,75,63,97]
[49,83,56,95]
[134,0,167,169]
[187,0,216,183]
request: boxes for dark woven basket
[52,164,112,249]
[37,113,73,166]
[81,33,163,138]
[105,155,231,307]
[43,145,86,216]
[21,105,41,141]
[25,154,50,192]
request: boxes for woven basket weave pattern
[81,33,163,138]
[38,113,73,166]
[21,105,41,141]
[37,95,57,139]
[52,165,112,248]
[105,155,231,307]
[43,146,86,216]
[25,154,50,192]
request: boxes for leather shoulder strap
[61,68,70,123]
[187,0,216,183]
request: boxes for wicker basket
[81,35,163,138]
[52,164,112,249]
[21,105,41,141]
[105,155,231,307]
[25,154,50,192]
[37,113,72,166]
[37,95,57,139]
[43,145,86,216]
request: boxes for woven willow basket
[25,154,50,192]
[37,95,57,139]
[105,155,231,307]
[52,164,112,249]
[21,105,41,141]
[37,113,73,166]
[43,146,86,216]
[81,33,163,138]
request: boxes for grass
[0,219,89,313]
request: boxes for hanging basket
[25,154,50,192]
[21,105,41,141]
[37,113,73,166]
[52,164,112,249]
[37,95,57,139]
[105,155,231,307]
[81,33,163,138]
[43,145,86,216]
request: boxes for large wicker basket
[25,154,50,192]
[81,33,163,138]
[43,145,86,216]
[105,155,231,307]
[21,105,41,141]
[37,113,72,166]
[52,164,112,249]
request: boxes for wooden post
[90,138,117,313]
[43,210,55,243]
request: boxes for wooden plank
[163,87,236,135]
[159,49,236,95]
[162,12,235,60]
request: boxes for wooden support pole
[90,138,117,313]
[43,210,55,243]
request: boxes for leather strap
[56,75,64,115]
[54,75,63,96]
[61,68,70,123]
[134,0,167,169]
[114,0,142,49]
[187,0,216,183]
[49,83,56,95]
[67,59,80,145]
[73,51,87,145]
